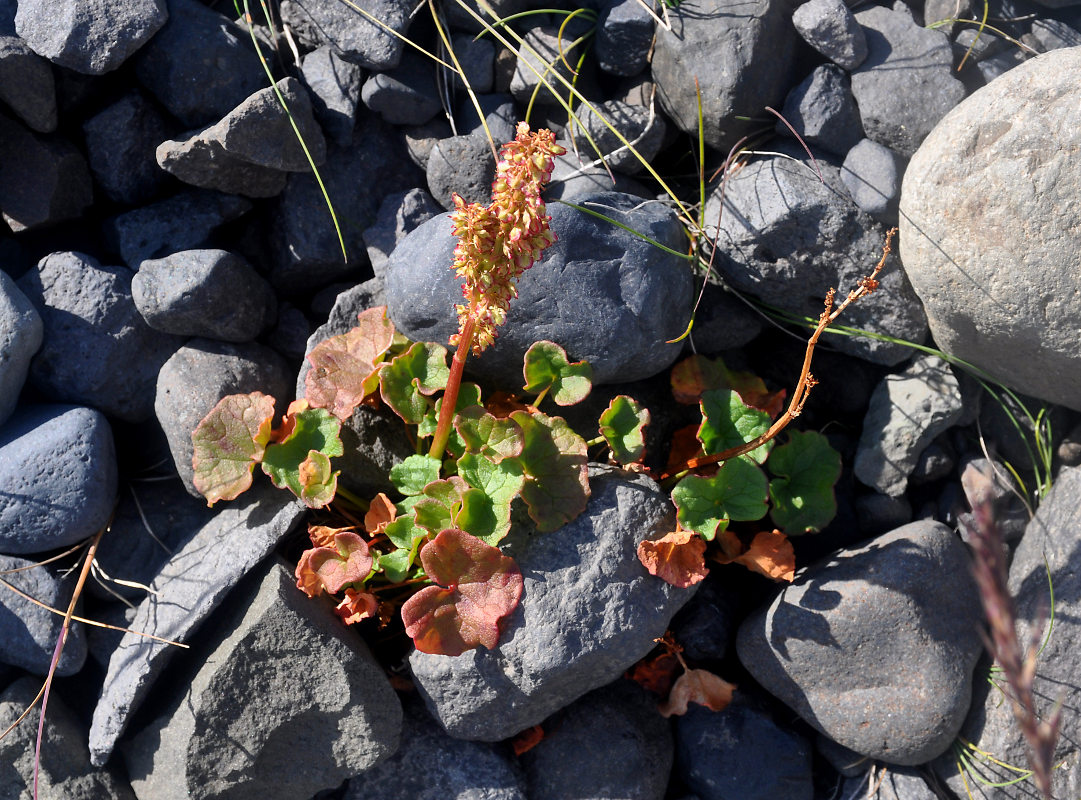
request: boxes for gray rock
[280,0,411,70]
[452,92,517,144]
[91,478,214,601]
[123,560,401,800]
[934,464,1081,798]
[301,45,364,146]
[134,0,267,128]
[0,34,56,132]
[15,0,165,75]
[344,698,523,800]
[792,0,868,69]
[154,339,293,497]
[737,520,984,765]
[450,33,494,92]
[1058,418,1081,467]
[776,64,864,157]
[683,282,763,355]
[571,98,667,174]
[82,90,174,206]
[854,355,964,497]
[0,115,93,232]
[854,491,912,538]
[908,440,955,486]
[362,188,442,277]
[0,554,87,676]
[88,482,305,767]
[104,190,253,268]
[703,150,929,366]
[409,466,698,741]
[361,50,441,126]
[850,6,966,156]
[676,698,814,800]
[510,23,591,110]
[653,0,800,153]
[156,77,326,198]
[266,303,310,362]
[520,681,672,800]
[1030,17,1081,50]
[270,116,423,292]
[133,249,276,341]
[669,573,740,662]
[0,270,41,426]
[595,0,655,77]
[385,191,692,388]
[0,0,13,34]
[955,457,1029,545]
[1,677,137,800]
[544,148,653,203]
[899,47,1081,412]
[837,767,938,799]
[17,252,183,421]
[425,133,498,210]
[976,46,1028,83]
[441,0,530,34]
[841,138,906,226]
[0,404,116,555]
[402,117,452,171]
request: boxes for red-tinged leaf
[295,531,374,596]
[305,313,395,421]
[400,528,523,656]
[510,410,589,532]
[511,725,545,756]
[628,652,681,696]
[192,391,277,506]
[598,395,649,465]
[638,528,708,588]
[364,492,397,535]
[522,340,593,406]
[671,354,728,404]
[736,529,796,582]
[307,524,352,548]
[714,529,745,562]
[297,449,338,507]
[335,588,379,625]
[261,407,344,508]
[666,424,707,476]
[270,398,309,443]
[454,405,524,461]
[659,669,737,717]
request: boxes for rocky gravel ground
[2,0,1081,798]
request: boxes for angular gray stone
[301,45,364,147]
[841,138,906,225]
[0,404,116,555]
[409,466,698,741]
[156,77,326,198]
[0,554,87,676]
[595,0,655,77]
[280,0,411,70]
[520,681,673,800]
[676,698,814,800]
[1,677,137,800]
[82,90,174,206]
[154,339,292,497]
[14,0,165,75]
[362,188,442,277]
[0,34,57,132]
[361,50,441,126]
[103,190,253,268]
[386,192,692,388]
[737,520,984,765]
[934,464,1081,798]
[0,116,93,233]
[344,699,524,800]
[792,0,868,70]
[1030,17,1081,50]
[510,23,590,110]
[134,0,267,128]
[122,560,401,800]
[425,133,497,210]
[0,269,41,427]
[850,6,966,156]
[132,249,276,341]
[450,33,494,92]
[17,252,183,422]
[899,47,1081,412]
[955,457,1028,545]
[854,354,964,497]
[652,0,800,153]
[703,150,929,366]
[88,483,306,766]
[571,98,667,174]
[776,64,864,157]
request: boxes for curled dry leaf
[659,667,737,718]
[335,588,379,625]
[511,725,545,756]
[364,492,397,535]
[637,527,708,588]
[713,529,795,583]
[295,531,374,596]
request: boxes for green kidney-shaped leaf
[400,528,524,656]
[379,341,450,424]
[260,407,344,508]
[389,454,443,496]
[510,410,589,532]
[418,382,481,456]
[768,430,842,534]
[454,405,523,461]
[412,476,468,536]
[598,395,650,465]
[522,341,593,406]
[456,452,525,544]
[672,457,769,540]
[305,307,396,420]
[376,547,414,584]
[698,388,773,464]
[192,391,277,506]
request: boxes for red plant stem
[429,313,476,459]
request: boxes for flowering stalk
[429,123,565,459]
